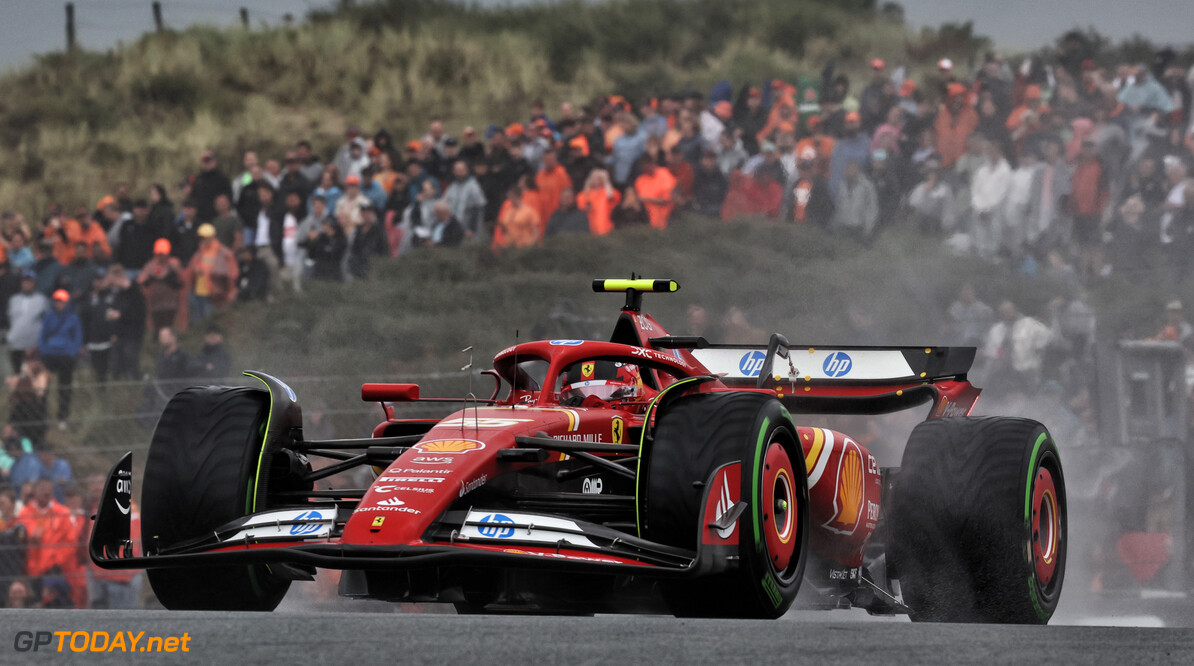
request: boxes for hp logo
[290,510,324,536]
[823,351,853,378]
[739,350,767,377]
[478,513,516,538]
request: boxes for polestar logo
[377,497,405,506]
[715,471,735,539]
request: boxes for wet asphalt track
[3,607,1193,664]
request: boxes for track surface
[3,607,1192,664]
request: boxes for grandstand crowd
[2,30,1194,606]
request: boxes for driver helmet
[560,360,643,406]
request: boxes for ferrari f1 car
[91,278,1066,622]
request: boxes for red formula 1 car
[91,279,1065,622]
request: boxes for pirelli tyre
[642,392,809,618]
[141,386,291,611]
[889,417,1066,624]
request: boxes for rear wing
[651,335,980,417]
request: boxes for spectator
[442,160,487,241]
[1007,84,1048,154]
[310,166,344,221]
[981,299,1054,393]
[37,290,81,429]
[136,239,185,333]
[576,169,620,237]
[6,351,48,448]
[790,147,833,226]
[1103,196,1153,277]
[5,579,33,609]
[248,183,284,296]
[606,114,649,189]
[493,181,541,249]
[721,150,785,220]
[611,186,650,229]
[859,59,895,133]
[828,111,871,197]
[40,206,81,268]
[634,155,678,229]
[1120,156,1167,211]
[115,200,164,279]
[716,130,748,177]
[295,140,324,184]
[107,265,146,381]
[1034,138,1073,254]
[1069,140,1110,276]
[147,184,175,236]
[73,207,111,262]
[544,188,589,237]
[191,149,233,224]
[868,149,902,223]
[734,86,768,156]
[305,218,347,282]
[332,127,365,181]
[281,191,304,292]
[209,194,242,252]
[4,233,33,274]
[796,116,835,179]
[0,262,18,367]
[60,243,100,303]
[1159,156,1189,255]
[165,199,200,268]
[1150,300,1193,342]
[231,150,259,207]
[187,225,239,320]
[6,271,47,373]
[154,326,191,396]
[908,158,955,233]
[16,479,76,598]
[334,175,371,237]
[534,151,571,229]
[946,282,995,348]
[402,179,440,249]
[692,150,729,219]
[700,100,734,149]
[78,271,116,383]
[429,201,464,248]
[665,146,695,209]
[235,247,269,302]
[347,203,387,279]
[935,83,980,169]
[831,162,879,239]
[970,138,1013,259]
[295,195,330,282]
[278,153,313,214]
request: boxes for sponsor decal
[459,474,487,497]
[639,318,655,332]
[477,513,516,538]
[738,350,767,377]
[377,497,405,506]
[935,398,969,418]
[371,516,385,527]
[866,501,880,522]
[611,417,624,444]
[555,433,604,443]
[357,505,421,514]
[550,339,585,346]
[867,455,879,475]
[581,361,595,379]
[823,444,866,536]
[501,548,624,564]
[410,456,454,466]
[414,439,488,453]
[387,468,446,475]
[632,348,651,359]
[114,477,132,515]
[376,477,444,485]
[498,346,517,357]
[714,470,736,539]
[582,477,603,495]
[822,351,853,378]
[435,418,531,429]
[289,510,325,536]
[828,567,860,581]
[389,486,435,494]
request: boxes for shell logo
[824,447,864,536]
[414,439,485,454]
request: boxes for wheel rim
[1031,466,1060,586]
[762,440,797,572]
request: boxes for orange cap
[505,123,525,137]
[567,135,589,156]
[96,195,117,211]
[405,140,422,151]
[947,82,968,98]
[153,238,172,255]
[844,111,861,123]
[1024,84,1043,100]
[870,58,885,70]
[52,289,70,302]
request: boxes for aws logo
[823,444,865,536]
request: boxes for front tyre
[141,386,291,611]
[890,417,1066,623]
[643,392,809,618]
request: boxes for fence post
[153,1,163,32]
[66,2,76,51]
[240,7,249,28]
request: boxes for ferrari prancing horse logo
[581,362,595,379]
[611,417,624,444]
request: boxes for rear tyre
[643,392,809,618]
[141,386,291,611]
[889,417,1066,623]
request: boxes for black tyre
[642,392,809,618]
[141,386,291,611]
[889,417,1066,623]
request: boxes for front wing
[90,452,722,579]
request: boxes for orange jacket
[494,198,541,249]
[186,241,239,306]
[576,187,622,236]
[934,104,979,168]
[77,221,112,261]
[635,168,678,229]
[1070,160,1108,217]
[45,218,83,265]
[534,166,573,236]
[17,500,78,577]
